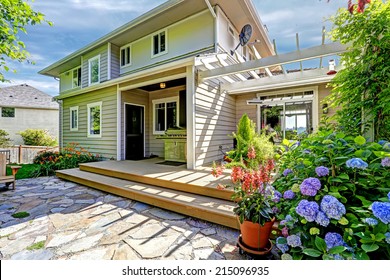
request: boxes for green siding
[62,86,117,159]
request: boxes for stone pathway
[0,177,246,260]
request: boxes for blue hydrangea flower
[303,149,311,154]
[320,195,346,220]
[276,237,289,253]
[381,157,390,167]
[364,218,378,226]
[272,206,280,214]
[385,232,390,244]
[296,199,319,222]
[346,158,368,170]
[330,254,345,260]
[300,177,321,196]
[315,211,330,227]
[283,190,295,200]
[388,192,390,201]
[273,191,282,203]
[371,202,390,224]
[315,166,329,177]
[324,232,344,249]
[287,235,302,248]
[378,140,387,146]
[283,168,293,176]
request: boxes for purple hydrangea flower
[315,166,329,177]
[331,254,345,260]
[371,202,390,224]
[283,190,295,200]
[303,149,311,154]
[272,207,280,214]
[283,168,293,176]
[385,232,390,244]
[276,237,289,253]
[324,232,344,249]
[281,227,289,237]
[315,211,330,227]
[300,177,321,196]
[296,199,319,222]
[381,157,390,167]
[273,191,282,203]
[320,195,346,220]
[287,235,302,247]
[365,218,378,226]
[346,158,368,170]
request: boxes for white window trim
[87,101,103,138]
[88,55,101,86]
[71,66,81,89]
[120,43,132,68]
[151,29,168,58]
[69,106,79,131]
[152,96,179,135]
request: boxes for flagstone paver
[0,176,247,260]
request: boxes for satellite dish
[231,24,252,55]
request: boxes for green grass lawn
[6,164,40,179]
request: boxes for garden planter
[239,218,275,250]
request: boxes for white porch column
[116,85,122,160]
[186,65,196,170]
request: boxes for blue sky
[2,0,348,96]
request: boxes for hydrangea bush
[273,129,390,259]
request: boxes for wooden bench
[0,153,21,190]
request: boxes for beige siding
[81,45,109,88]
[121,89,149,159]
[318,84,335,119]
[111,44,120,79]
[194,81,236,167]
[62,86,117,159]
[235,93,257,126]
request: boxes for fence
[0,145,59,164]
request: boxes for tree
[0,0,51,82]
[326,0,390,141]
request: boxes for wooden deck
[56,159,239,229]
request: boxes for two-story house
[40,0,339,169]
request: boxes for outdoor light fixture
[327,59,337,75]
[160,82,166,89]
[246,98,263,105]
[322,103,329,114]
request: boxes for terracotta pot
[239,218,275,250]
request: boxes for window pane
[126,47,130,64]
[71,109,78,129]
[72,68,80,88]
[89,105,101,135]
[77,68,81,87]
[121,49,126,66]
[166,102,176,129]
[160,32,166,52]
[155,103,165,131]
[2,107,15,118]
[90,58,99,84]
[153,35,159,55]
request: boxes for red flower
[247,146,256,159]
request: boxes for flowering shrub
[32,142,101,177]
[273,130,390,260]
[212,148,277,225]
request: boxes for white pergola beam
[223,68,338,95]
[199,42,347,81]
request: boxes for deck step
[56,168,239,229]
[79,160,234,201]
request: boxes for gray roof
[0,84,59,110]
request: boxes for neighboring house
[39,0,342,169]
[0,84,59,145]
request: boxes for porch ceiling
[196,42,349,95]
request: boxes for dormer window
[120,44,131,67]
[152,29,167,57]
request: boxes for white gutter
[204,0,217,18]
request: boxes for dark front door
[125,104,144,160]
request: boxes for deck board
[56,168,239,229]
[79,158,234,200]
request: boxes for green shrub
[226,113,274,169]
[0,129,11,147]
[19,129,57,146]
[31,142,101,177]
[27,241,45,251]
[12,212,30,219]
[273,129,390,260]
